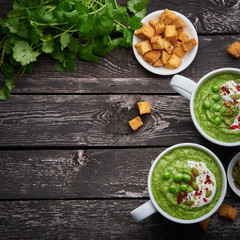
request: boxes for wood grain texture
[0,199,239,240]
[0,95,205,147]
[0,148,238,199]
[9,35,240,94]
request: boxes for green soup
[194,72,240,142]
[151,147,222,220]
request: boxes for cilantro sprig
[0,0,151,100]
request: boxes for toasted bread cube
[178,32,189,42]
[155,22,165,35]
[129,116,143,130]
[135,40,152,55]
[142,50,161,65]
[227,41,240,58]
[159,9,176,25]
[134,23,155,40]
[163,38,172,53]
[220,204,238,221]
[151,36,164,50]
[172,41,186,58]
[182,38,198,51]
[171,16,186,29]
[199,218,211,232]
[137,102,151,115]
[161,50,171,64]
[153,59,164,67]
[164,25,177,42]
[165,53,182,69]
[149,20,159,29]
[177,27,184,35]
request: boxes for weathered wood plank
[0,148,238,199]
[0,94,208,147]
[8,35,240,94]
[0,199,239,240]
[1,0,240,34]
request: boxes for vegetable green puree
[151,147,222,220]
[194,72,240,142]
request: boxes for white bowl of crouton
[133,9,198,75]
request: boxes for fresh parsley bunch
[0,0,151,100]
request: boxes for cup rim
[189,67,240,147]
[147,143,227,224]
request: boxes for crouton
[171,16,186,29]
[220,204,238,221]
[182,38,198,52]
[137,102,151,115]
[134,23,155,40]
[161,50,171,64]
[178,32,189,42]
[151,36,164,50]
[165,53,182,69]
[172,41,186,58]
[153,59,164,67]
[129,116,143,130]
[176,27,184,35]
[155,22,165,35]
[159,9,176,25]
[227,41,240,58]
[199,218,211,232]
[164,25,177,42]
[135,40,152,55]
[142,50,161,65]
[149,20,159,29]
[163,38,172,53]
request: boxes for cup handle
[170,75,197,100]
[130,200,157,222]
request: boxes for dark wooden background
[1,0,240,239]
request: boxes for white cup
[130,143,227,224]
[170,68,240,147]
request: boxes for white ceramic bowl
[132,10,198,75]
[148,143,227,224]
[227,152,240,197]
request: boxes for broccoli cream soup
[194,72,240,142]
[151,147,222,220]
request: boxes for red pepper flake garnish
[188,181,192,185]
[184,192,188,199]
[204,174,211,184]
[230,125,238,130]
[238,116,240,122]
[203,198,208,203]
[177,192,182,205]
[191,172,196,179]
[233,99,238,105]
[195,190,202,196]
[236,86,240,91]
[221,86,230,94]
[224,101,231,108]
[205,188,208,191]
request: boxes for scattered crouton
[129,116,143,131]
[227,41,240,58]
[182,38,198,52]
[178,32,189,42]
[164,25,177,42]
[153,59,164,67]
[142,50,161,65]
[220,204,238,221]
[134,9,197,69]
[161,50,171,64]
[135,40,152,55]
[171,16,186,29]
[172,41,186,58]
[137,102,151,115]
[159,9,176,25]
[151,36,164,50]
[155,22,165,35]
[165,53,182,69]
[199,218,211,232]
[134,23,155,40]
